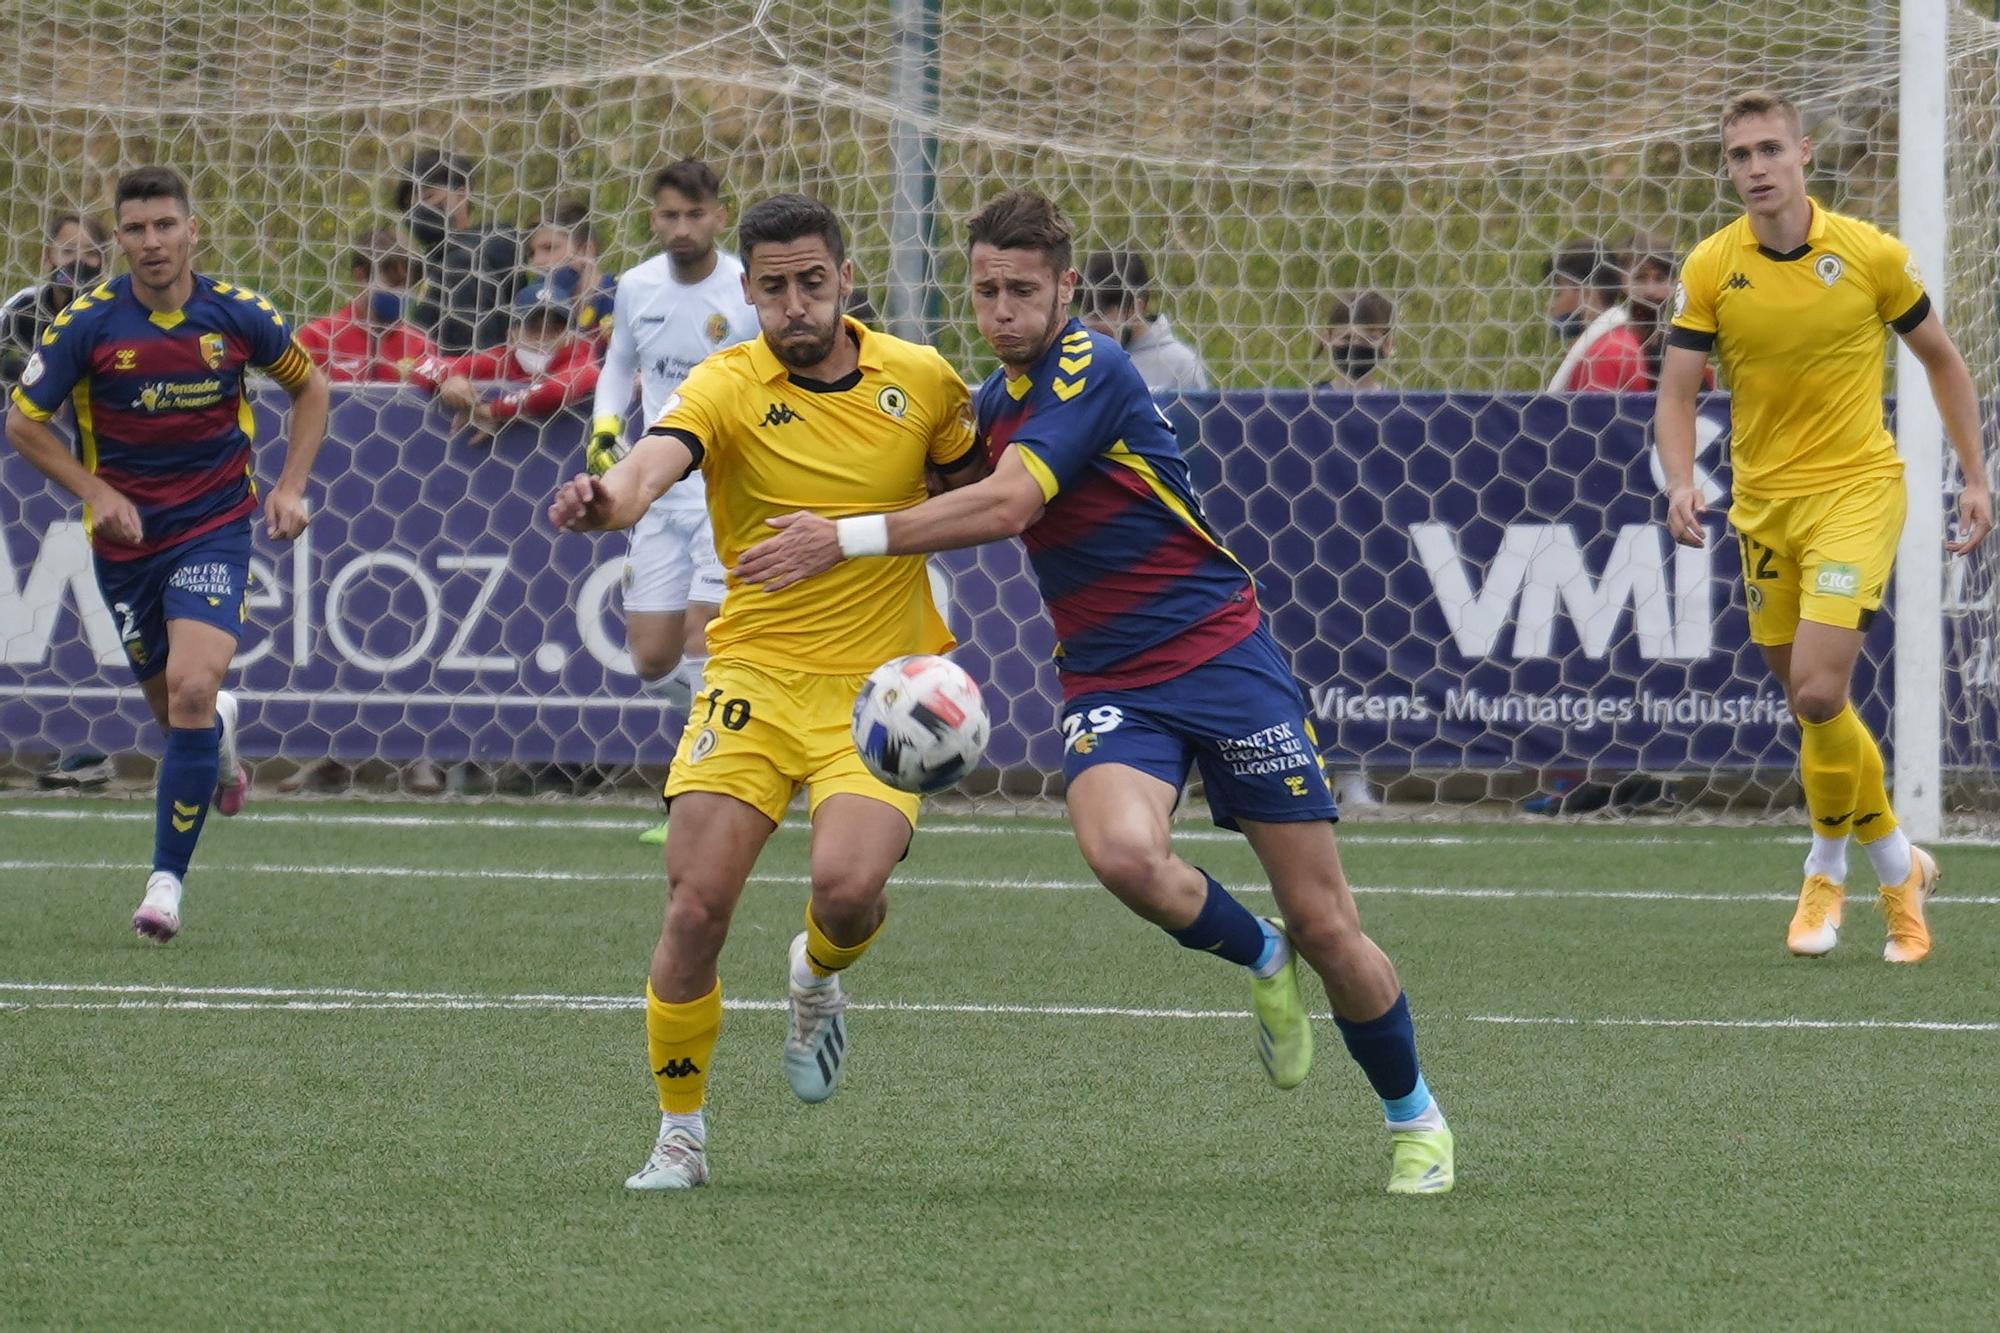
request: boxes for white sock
[661,1109,705,1144]
[1864,829,1914,886]
[1387,1099,1447,1133]
[1803,833,1849,884]
[1250,928,1291,980]
[791,946,836,991]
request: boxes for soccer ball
[851,655,991,794]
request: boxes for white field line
[1469,1015,2000,1033]
[0,805,1766,847]
[0,980,1241,1020]
[14,802,2000,850]
[8,857,1992,905]
[2,981,1991,1031]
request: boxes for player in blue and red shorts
[737,189,1453,1194]
[5,166,328,943]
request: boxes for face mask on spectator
[50,258,101,289]
[407,203,450,250]
[1329,341,1381,380]
[512,343,556,377]
[367,288,407,325]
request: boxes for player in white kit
[588,160,760,842]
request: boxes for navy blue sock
[1334,991,1434,1121]
[1164,873,1272,969]
[153,724,220,878]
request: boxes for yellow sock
[1850,712,1900,844]
[646,978,722,1114]
[1798,704,1866,839]
[803,903,885,979]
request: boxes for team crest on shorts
[199,332,227,368]
[689,728,717,763]
[704,313,729,344]
[1814,254,1844,287]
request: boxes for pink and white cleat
[132,871,183,943]
[212,690,248,816]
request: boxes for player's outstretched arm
[1900,312,1994,554]
[266,365,330,540]
[5,402,143,545]
[549,428,694,533]
[735,447,1045,592]
[1654,344,1710,549]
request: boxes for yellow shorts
[1729,475,1905,645]
[663,657,921,828]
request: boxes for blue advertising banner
[2,387,1908,773]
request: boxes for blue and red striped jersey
[10,272,313,561]
[977,318,1258,696]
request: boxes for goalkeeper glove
[587,415,629,477]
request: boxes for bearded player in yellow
[549,195,983,1189]
[1659,91,1992,963]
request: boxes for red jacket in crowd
[408,339,601,421]
[296,301,437,382]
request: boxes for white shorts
[623,504,726,614]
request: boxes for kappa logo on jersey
[704,312,729,343]
[113,347,138,370]
[199,332,227,369]
[1723,272,1753,291]
[877,385,908,419]
[1814,254,1844,287]
[762,402,800,427]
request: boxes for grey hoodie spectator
[1079,249,1212,391]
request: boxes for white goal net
[3,1,1998,824]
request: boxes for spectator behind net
[410,280,601,440]
[1316,289,1394,390]
[527,201,617,344]
[294,231,436,382]
[395,149,520,354]
[1,213,110,386]
[1078,249,1212,391]
[1545,239,1630,391]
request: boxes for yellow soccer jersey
[652,316,978,674]
[1670,200,1929,501]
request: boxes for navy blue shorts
[93,520,252,682]
[1060,627,1338,830]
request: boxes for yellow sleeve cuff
[1016,446,1060,502]
[9,385,55,422]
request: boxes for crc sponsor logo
[1814,562,1860,597]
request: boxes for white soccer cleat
[132,870,183,943]
[213,690,249,816]
[785,931,849,1104]
[623,1124,709,1191]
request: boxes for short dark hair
[113,166,192,216]
[1079,250,1150,313]
[1547,240,1624,301]
[1327,289,1394,331]
[653,159,722,204]
[394,149,472,212]
[966,189,1073,274]
[1624,234,1677,279]
[538,200,597,251]
[48,213,109,246]
[347,229,414,282]
[737,193,845,265]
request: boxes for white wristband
[835,514,890,559]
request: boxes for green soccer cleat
[1247,918,1313,1089]
[637,822,667,846]
[1387,1126,1455,1195]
